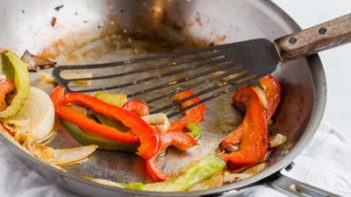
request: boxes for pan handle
[274,13,351,62]
[262,163,341,197]
[266,173,341,196]
[216,163,341,197]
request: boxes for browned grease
[38,18,212,64]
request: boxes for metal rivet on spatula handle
[318,27,327,35]
[288,37,297,44]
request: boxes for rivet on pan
[290,184,302,193]
[318,27,327,35]
[288,37,297,45]
[285,162,295,172]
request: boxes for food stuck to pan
[0,50,287,192]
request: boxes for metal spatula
[53,14,351,117]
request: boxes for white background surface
[272,0,351,140]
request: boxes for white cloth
[281,123,351,196]
[0,123,350,197]
[233,123,351,197]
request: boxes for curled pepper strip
[168,90,206,132]
[222,87,269,168]
[0,51,30,120]
[123,99,150,116]
[220,75,281,150]
[145,90,203,180]
[50,86,159,159]
[0,80,15,111]
[146,130,197,181]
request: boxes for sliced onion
[189,172,223,191]
[10,125,97,167]
[142,113,170,133]
[4,87,55,142]
[3,119,31,134]
[27,140,97,167]
[28,143,55,161]
[1,86,97,167]
[13,128,33,147]
[252,86,268,109]
[51,145,98,166]
[269,133,287,148]
[223,162,267,183]
[243,162,267,174]
[263,150,273,161]
[223,172,252,183]
[86,177,124,187]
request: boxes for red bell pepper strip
[220,75,281,150]
[146,130,197,181]
[168,90,206,132]
[50,86,160,159]
[259,75,281,120]
[222,86,269,168]
[0,79,15,136]
[219,127,243,151]
[60,93,160,159]
[123,99,150,116]
[51,87,138,143]
[0,80,15,111]
[0,123,13,136]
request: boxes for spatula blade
[217,38,280,78]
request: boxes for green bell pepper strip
[94,92,127,107]
[124,155,226,192]
[0,51,30,120]
[94,113,129,131]
[186,122,201,141]
[61,119,138,152]
[93,92,129,130]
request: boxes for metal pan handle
[217,163,341,197]
[266,168,341,197]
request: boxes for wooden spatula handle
[275,13,351,62]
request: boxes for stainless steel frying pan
[0,0,329,196]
